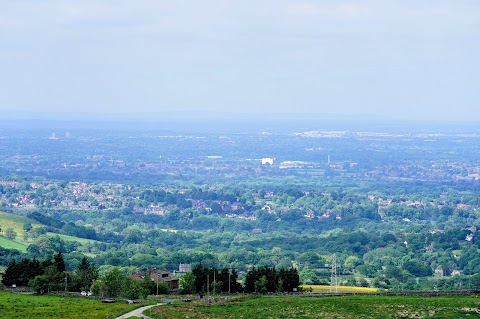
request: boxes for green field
[146,295,480,319]
[0,211,43,251]
[46,232,99,245]
[0,211,101,251]
[0,211,42,236]
[0,291,141,319]
[0,237,27,252]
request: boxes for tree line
[2,253,97,294]
[180,264,299,295]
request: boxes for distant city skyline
[1,1,479,122]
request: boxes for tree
[278,267,300,292]
[140,275,157,295]
[192,264,208,293]
[403,260,433,277]
[1,259,17,286]
[5,228,17,240]
[245,266,297,294]
[300,269,320,285]
[244,267,257,293]
[123,277,148,299]
[73,257,98,292]
[30,275,49,294]
[2,258,43,286]
[228,269,242,293]
[54,252,66,272]
[103,268,126,297]
[23,222,33,232]
[298,252,324,268]
[179,272,196,294]
[344,256,361,271]
[254,275,268,293]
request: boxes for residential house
[131,268,179,292]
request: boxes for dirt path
[115,303,162,319]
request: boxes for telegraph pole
[207,274,210,302]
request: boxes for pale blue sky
[1,1,479,121]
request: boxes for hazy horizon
[1,1,479,122]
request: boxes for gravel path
[115,303,162,319]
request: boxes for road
[115,303,162,319]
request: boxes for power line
[330,254,338,293]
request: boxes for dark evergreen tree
[218,267,230,293]
[244,266,259,293]
[278,267,300,292]
[244,266,299,294]
[72,256,98,291]
[54,252,66,272]
[192,263,207,293]
[1,259,17,286]
[229,269,242,293]
[2,258,43,286]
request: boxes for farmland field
[145,295,480,319]
[0,211,42,235]
[45,232,99,245]
[0,237,27,252]
[300,285,378,293]
[0,210,99,250]
[0,291,141,319]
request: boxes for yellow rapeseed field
[301,285,378,293]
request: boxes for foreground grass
[0,291,140,319]
[146,295,480,319]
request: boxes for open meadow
[0,291,140,319]
[0,211,42,235]
[145,295,480,319]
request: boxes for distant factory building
[261,158,274,165]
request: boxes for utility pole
[213,270,216,295]
[207,274,210,302]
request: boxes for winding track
[115,303,163,319]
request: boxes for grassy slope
[0,292,141,319]
[0,211,42,236]
[0,237,27,252]
[0,211,100,251]
[45,232,99,245]
[0,211,41,252]
[146,295,480,319]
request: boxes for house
[434,269,444,277]
[451,270,463,276]
[61,200,75,207]
[131,268,179,292]
[179,263,192,273]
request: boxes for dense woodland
[1,120,480,293]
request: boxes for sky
[0,0,479,121]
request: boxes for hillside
[0,211,43,252]
[0,211,99,254]
[0,210,43,235]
